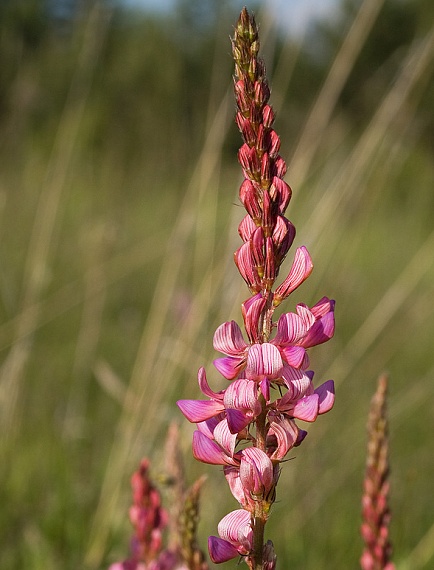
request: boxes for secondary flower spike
[178,8,336,569]
[360,374,395,570]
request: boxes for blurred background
[0,0,433,568]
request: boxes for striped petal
[300,311,335,348]
[213,320,247,356]
[177,399,224,423]
[267,414,299,460]
[290,394,319,422]
[315,380,335,414]
[217,509,252,554]
[240,447,275,497]
[198,367,224,400]
[213,355,245,380]
[214,418,238,457]
[246,343,283,381]
[280,345,307,368]
[274,246,313,304]
[280,366,312,400]
[208,536,240,563]
[192,430,237,466]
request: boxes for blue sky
[121,0,339,37]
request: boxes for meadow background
[0,0,433,568]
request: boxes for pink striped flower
[208,510,253,563]
[212,296,335,381]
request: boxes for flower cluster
[109,458,170,570]
[109,457,207,570]
[178,8,335,568]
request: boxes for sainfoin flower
[177,8,336,569]
[109,451,208,570]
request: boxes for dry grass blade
[290,0,386,188]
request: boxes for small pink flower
[224,448,278,511]
[239,447,277,503]
[208,509,253,563]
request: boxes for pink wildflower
[177,8,336,568]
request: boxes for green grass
[1,2,434,569]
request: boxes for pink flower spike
[177,399,225,423]
[315,380,335,414]
[192,430,238,466]
[273,246,313,305]
[246,343,283,381]
[208,536,240,564]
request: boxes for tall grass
[0,1,433,569]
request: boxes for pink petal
[296,304,316,331]
[224,465,246,506]
[280,366,312,400]
[213,355,245,380]
[310,296,335,319]
[280,345,306,368]
[197,367,224,400]
[217,509,252,553]
[274,246,313,303]
[267,414,299,460]
[208,536,240,563]
[214,418,238,456]
[240,447,275,496]
[177,399,224,423]
[315,380,335,414]
[300,311,335,348]
[192,431,237,466]
[224,379,261,415]
[242,294,266,344]
[196,414,223,439]
[238,214,257,242]
[213,321,247,356]
[234,241,260,291]
[226,408,252,434]
[260,378,270,401]
[290,394,319,422]
[246,343,283,381]
[274,312,307,345]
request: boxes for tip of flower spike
[236,7,259,44]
